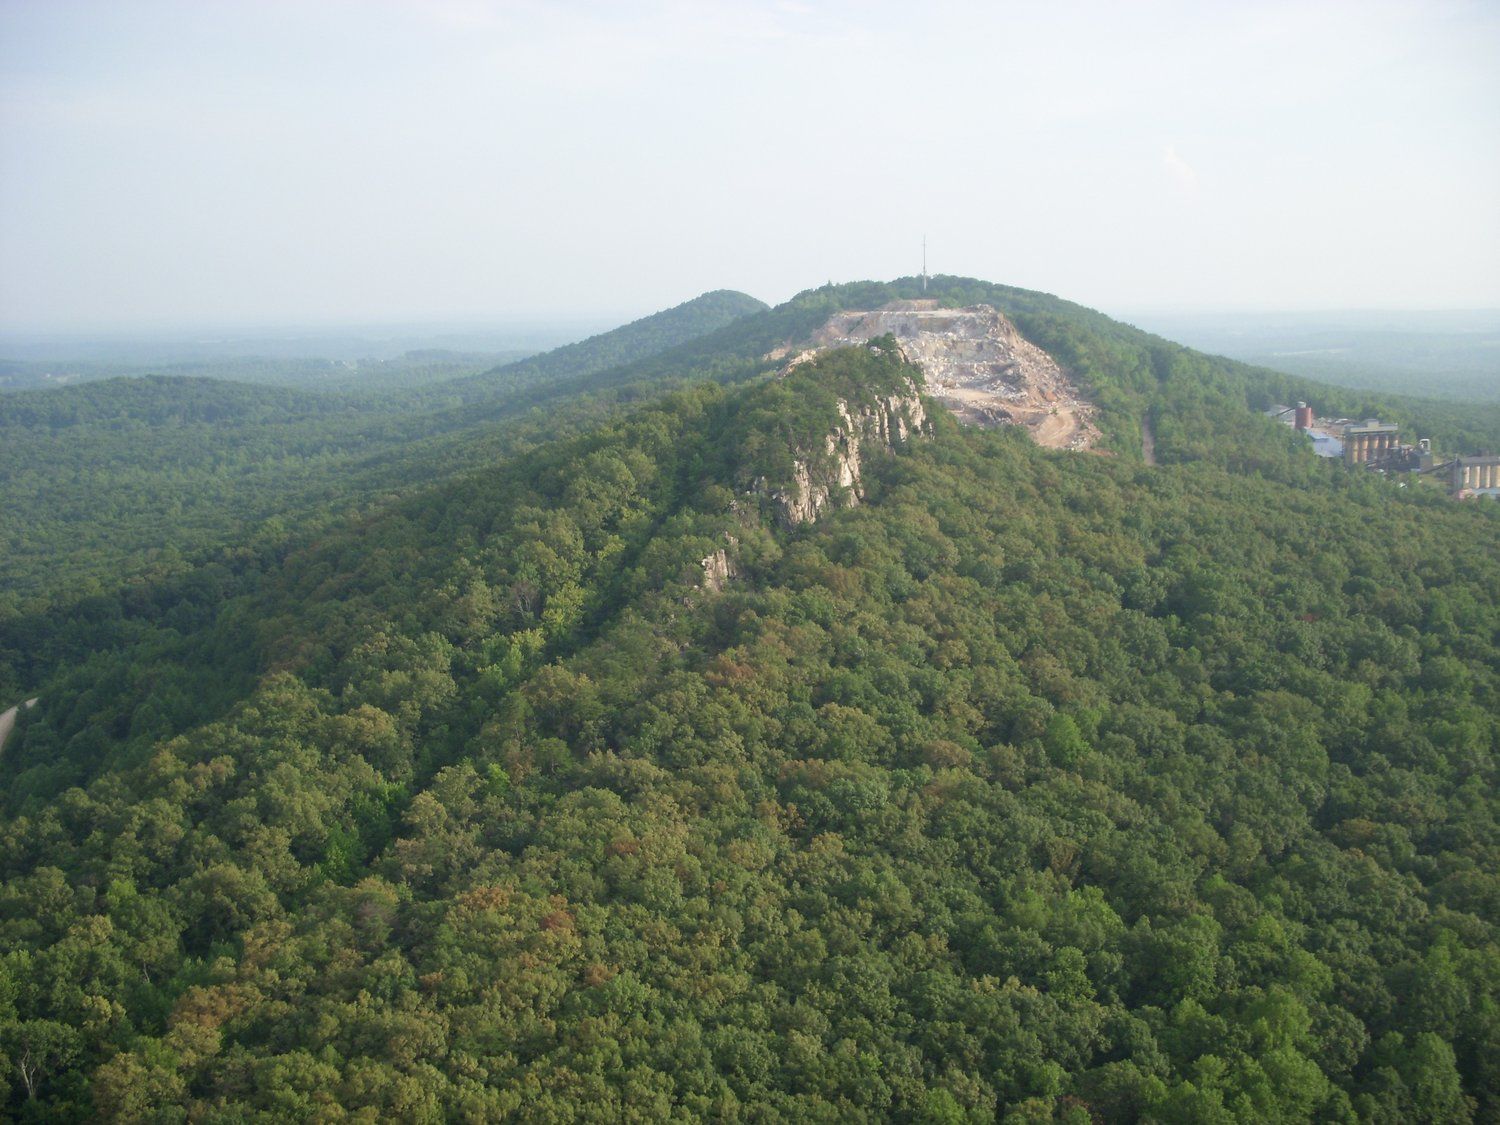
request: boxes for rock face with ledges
[700,540,738,592]
[757,373,930,527]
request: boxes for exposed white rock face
[760,375,929,528]
[803,301,1097,451]
[700,540,738,593]
[769,461,826,527]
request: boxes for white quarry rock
[802,302,1096,451]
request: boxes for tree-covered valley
[1,278,1497,1121]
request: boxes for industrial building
[1449,455,1500,495]
[1266,402,1344,458]
[1267,402,1485,496]
[1343,420,1401,466]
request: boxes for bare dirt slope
[794,301,1099,450]
[0,697,37,758]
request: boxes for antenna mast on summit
[922,235,928,293]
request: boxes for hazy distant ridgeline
[0,291,774,397]
[421,289,770,405]
[0,350,542,395]
[1131,310,1500,403]
[0,317,618,394]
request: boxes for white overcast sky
[1,0,1497,330]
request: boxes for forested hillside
[0,291,768,607]
[1,317,1495,1119]
[8,276,1496,617]
[425,289,770,407]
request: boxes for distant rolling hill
[429,288,770,405]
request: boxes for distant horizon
[4,2,1496,332]
[3,289,1499,351]
[0,315,619,343]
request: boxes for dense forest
[1,279,1496,1120]
[0,291,768,607]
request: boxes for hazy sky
[2,0,1497,330]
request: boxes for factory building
[1343,420,1401,466]
[1266,404,1465,484]
[1450,455,1500,494]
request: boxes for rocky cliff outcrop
[757,375,929,527]
[700,538,739,592]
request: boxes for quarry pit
[784,300,1099,451]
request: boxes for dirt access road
[0,698,37,757]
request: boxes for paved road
[0,698,38,757]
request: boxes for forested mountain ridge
[424,288,770,406]
[564,276,1500,460]
[1,313,1496,1120]
[6,275,1497,614]
[0,291,769,606]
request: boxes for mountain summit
[787,300,1099,449]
